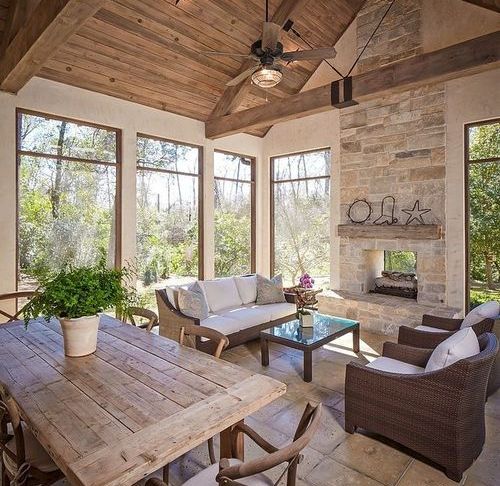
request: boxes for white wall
[0,77,264,299]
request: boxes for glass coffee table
[260,313,360,382]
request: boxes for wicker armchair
[398,313,495,348]
[345,333,498,482]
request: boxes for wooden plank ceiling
[0,0,365,137]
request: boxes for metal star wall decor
[402,200,431,225]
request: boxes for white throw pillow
[256,274,286,305]
[234,275,257,304]
[200,277,243,313]
[461,300,499,329]
[425,328,480,372]
[178,282,209,320]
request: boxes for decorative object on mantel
[347,199,372,224]
[337,224,442,240]
[402,200,431,225]
[373,196,398,225]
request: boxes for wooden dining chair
[0,382,63,486]
[0,291,36,323]
[127,306,159,332]
[158,325,230,484]
[147,402,322,486]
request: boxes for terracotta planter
[59,315,100,357]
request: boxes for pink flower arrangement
[299,273,315,289]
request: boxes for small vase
[59,315,100,357]
[299,313,314,328]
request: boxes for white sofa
[156,276,297,349]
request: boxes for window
[465,120,500,309]
[214,151,255,277]
[384,251,416,273]
[17,110,120,292]
[271,149,331,287]
[136,134,202,307]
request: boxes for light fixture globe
[251,65,282,88]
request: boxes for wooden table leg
[353,325,360,354]
[220,420,245,461]
[303,349,312,382]
[260,336,269,367]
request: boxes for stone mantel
[337,224,442,240]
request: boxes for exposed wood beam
[206,31,500,139]
[462,0,500,13]
[0,0,108,93]
[0,1,40,57]
[209,0,310,118]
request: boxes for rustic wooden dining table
[0,315,286,486]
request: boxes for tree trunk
[51,120,67,219]
[485,252,494,289]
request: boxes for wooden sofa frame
[156,289,297,353]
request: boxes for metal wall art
[347,197,431,225]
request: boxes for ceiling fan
[201,0,337,89]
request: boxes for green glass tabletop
[261,313,359,346]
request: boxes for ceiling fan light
[251,66,282,88]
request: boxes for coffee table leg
[304,350,312,382]
[261,336,269,367]
[353,325,360,353]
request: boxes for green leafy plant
[23,259,136,325]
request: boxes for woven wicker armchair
[398,313,495,349]
[345,333,498,482]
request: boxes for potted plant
[297,307,314,328]
[23,260,134,357]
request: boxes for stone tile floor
[22,330,500,486]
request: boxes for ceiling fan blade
[226,65,260,86]
[281,47,337,62]
[261,21,281,50]
[202,51,253,58]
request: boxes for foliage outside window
[272,149,331,287]
[136,135,202,308]
[384,251,416,273]
[214,151,255,277]
[17,111,119,292]
[466,121,500,308]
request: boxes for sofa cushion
[367,357,425,375]
[256,274,286,305]
[178,282,209,320]
[425,327,480,372]
[164,283,193,309]
[201,278,243,313]
[234,275,257,304]
[250,302,296,321]
[414,325,448,333]
[461,300,499,329]
[200,315,243,336]
[221,306,270,328]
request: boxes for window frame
[270,147,331,277]
[214,149,256,275]
[464,118,500,310]
[136,132,204,280]
[15,108,123,292]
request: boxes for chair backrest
[179,324,229,358]
[0,382,26,468]
[218,402,322,485]
[128,307,159,332]
[0,291,36,323]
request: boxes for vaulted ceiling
[0,0,365,136]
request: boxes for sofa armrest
[284,292,298,304]
[382,342,434,367]
[398,326,454,349]
[421,314,461,331]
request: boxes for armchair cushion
[414,325,448,333]
[234,275,257,304]
[461,300,499,329]
[425,327,480,372]
[182,459,273,486]
[366,357,425,375]
[178,282,209,320]
[201,278,243,312]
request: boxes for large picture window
[17,110,120,291]
[136,134,202,306]
[214,151,255,277]
[271,149,331,287]
[465,120,500,309]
